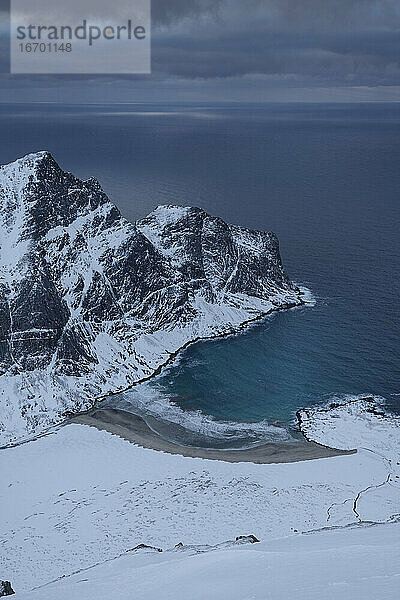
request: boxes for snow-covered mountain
[0,152,303,444]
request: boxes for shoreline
[69,408,356,464]
[0,296,307,451]
[90,296,307,406]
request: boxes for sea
[1,102,399,448]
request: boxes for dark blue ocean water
[1,102,399,446]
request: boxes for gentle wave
[102,383,293,449]
[103,389,399,451]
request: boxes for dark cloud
[0,0,399,101]
[152,0,221,26]
[151,0,400,32]
[150,0,400,85]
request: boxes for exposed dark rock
[235,535,260,543]
[0,581,15,596]
[128,544,162,553]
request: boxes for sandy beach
[69,408,355,464]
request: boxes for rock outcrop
[0,581,15,597]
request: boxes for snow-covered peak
[147,204,194,224]
[9,150,52,165]
[0,151,48,198]
[0,150,54,183]
[136,205,201,266]
[1,150,52,170]
[0,154,57,285]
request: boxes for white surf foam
[104,383,293,447]
[297,285,317,306]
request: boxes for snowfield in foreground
[1,397,399,597]
[11,522,400,600]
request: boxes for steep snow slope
[0,152,304,445]
[11,522,400,600]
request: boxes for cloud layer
[0,0,399,101]
[151,0,400,85]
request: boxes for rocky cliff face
[0,152,303,444]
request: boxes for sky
[0,0,399,103]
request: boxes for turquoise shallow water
[1,102,399,447]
